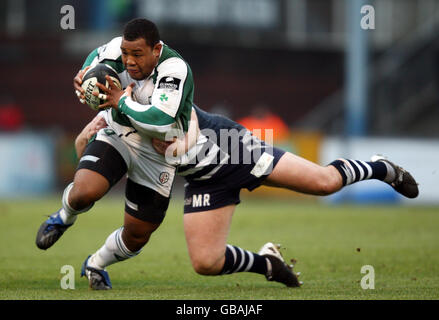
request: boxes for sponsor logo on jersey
[158,76,181,91]
[159,172,170,184]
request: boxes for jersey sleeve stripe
[118,96,175,126]
[121,96,154,113]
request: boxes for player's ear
[153,42,162,58]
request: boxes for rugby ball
[81,63,122,110]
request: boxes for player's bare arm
[74,115,108,158]
[152,108,200,158]
[151,138,173,155]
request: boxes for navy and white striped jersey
[177,105,277,186]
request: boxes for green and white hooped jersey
[83,37,194,154]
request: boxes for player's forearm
[74,124,95,159]
[74,114,107,159]
[75,135,88,159]
[117,96,176,132]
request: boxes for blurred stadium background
[0,0,438,204]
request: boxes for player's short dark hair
[123,18,160,48]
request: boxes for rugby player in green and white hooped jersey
[79,34,200,195]
[35,18,200,289]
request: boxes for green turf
[0,195,438,300]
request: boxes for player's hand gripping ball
[81,63,122,110]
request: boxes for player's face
[121,38,161,80]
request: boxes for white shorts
[95,127,176,198]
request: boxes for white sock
[87,227,140,270]
[59,182,94,225]
[59,208,77,225]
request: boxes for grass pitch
[0,194,438,300]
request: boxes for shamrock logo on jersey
[160,94,168,102]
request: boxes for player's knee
[315,169,342,195]
[315,180,336,196]
[192,260,218,275]
[68,183,101,210]
[190,253,223,275]
[123,235,149,253]
[122,222,158,252]
[69,169,109,210]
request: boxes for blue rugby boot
[35,209,74,250]
[81,255,112,290]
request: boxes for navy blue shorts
[182,144,285,213]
